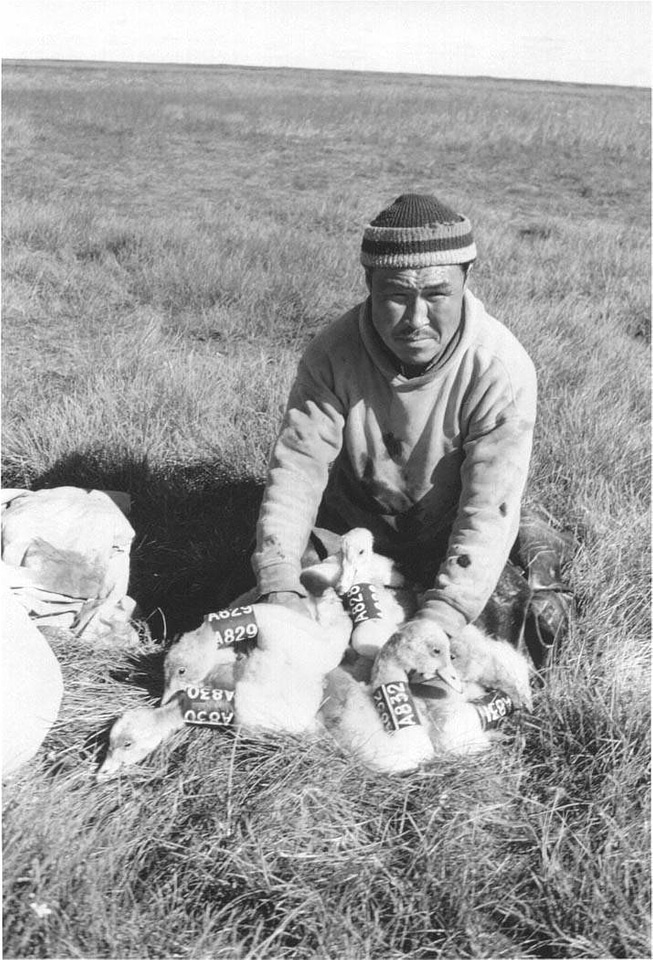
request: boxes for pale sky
[2,1,650,87]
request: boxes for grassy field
[2,59,651,959]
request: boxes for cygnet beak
[96,754,122,782]
[435,665,464,694]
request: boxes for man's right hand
[261,591,310,617]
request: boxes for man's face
[368,264,467,367]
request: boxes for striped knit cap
[360,193,476,269]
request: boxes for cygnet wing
[252,603,348,670]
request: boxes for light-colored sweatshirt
[253,290,537,637]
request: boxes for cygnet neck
[155,694,189,733]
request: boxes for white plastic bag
[2,486,137,640]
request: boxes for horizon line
[3,57,649,93]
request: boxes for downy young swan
[97,693,188,781]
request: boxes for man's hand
[371,619,461,690]
[261,591,310,617]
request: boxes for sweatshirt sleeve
[252,353,346,597]
[415,352,537,636]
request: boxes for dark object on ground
[510,507,576,670]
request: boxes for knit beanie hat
[360,193,476,269]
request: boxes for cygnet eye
[358,547,365,556]
[177,667,186,676]
[122,740,133,750]
[430,646,441,656]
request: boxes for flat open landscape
[2,60,650,959]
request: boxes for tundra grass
[2,61,650,958]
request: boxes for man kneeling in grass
[245,193,572,669]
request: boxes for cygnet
[97,693,187,781]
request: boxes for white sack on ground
[1,585,64,777]
[1,487,137,640]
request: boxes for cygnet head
[406,635,461,691]
[450,633,533,709]
[96,708,164,781]
[162,625,236,702]
[374,628,462,693]
[337,528,375,593]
